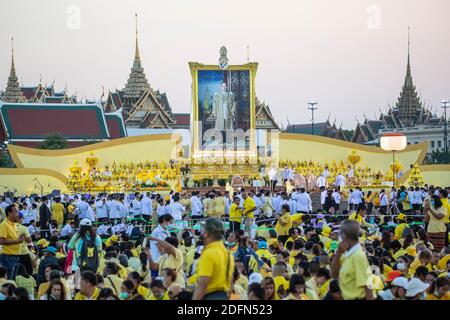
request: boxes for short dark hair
[248,282,265,300]
[165,236,179,248]
[4,204,16,216]
[81,270,97,286]
[150,279,165,289]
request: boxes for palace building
[351,36,446,155]
[284,118,346,141]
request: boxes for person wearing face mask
[148,279,169,300]
[119,279,144,300]
[149,214,173,263]
[144,235,185,289]
[426,276,450,300]
[192,217,234,300]
[405,277,430,300]
[378,275,408,300]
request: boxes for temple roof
[285,120,346,140]
[123,14,151,101]
[0,101,110,142]
[105,108,127,139]
[2,38,26,103]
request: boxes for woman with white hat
[405,278,430,300]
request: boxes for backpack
[79,237,99,272]
[129,226,142,241]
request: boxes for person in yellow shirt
[348,203,373,230]
[144,235,185,289]
[242,193,256,236]
[51,197,65,227]
[74,270,100,300]
[275,204,292,244]
[213,192,226,218]
[394,213,409,240]
[283,274,309,300]
[127,271,150,298]
[424,196,448,252]
[147,279,169,300]
[0,204,26,281]
[192,217,234,300]
[205,193,216,217]
[331,220,373,300]
[272,261,289,300]
[229,197,243,232]
[425,277,450,300]
[102,261,123,297]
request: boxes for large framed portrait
[189,62,258,155]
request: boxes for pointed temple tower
[122,14,151,112]
[396,28,423,127]
[2,38,26,103]
[352,28,443,145]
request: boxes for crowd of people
[0,181,449,301]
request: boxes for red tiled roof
[0,103,109,140]
[105,113,126,139]
[173,113,190,126]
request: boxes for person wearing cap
[36,246,59,285]
[68,218,102,276]
[331,220,373,300]
[192,217,234,300]
[394,213,408,240]
[0,204,27,281]
[405,277,430,300]
[378,276,408,300]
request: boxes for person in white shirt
[60,221,76,239]
[141,192,153,222]
[379,189,388,214]
[190,192,203,219]
[251,192,262,217]
[113,218,127,234]
[76,195,90,220]
[118,197,128,219]
[282,166,293,183]
[131,192,142,218]
[332,188,341,211]
[95,197,108,222]
[352,187,364,205]
[169,195,185,225]
[269,166,278,192]
[335,173,346,191]
[320,187,327,209]
[107,195,121,222]
[295,188,312,213]
[348,189,355,211]
[156,198,166,217]
[87,200,96,222]
[149,214,173,261]
[323,167,330,178]
[412,187,423,213]
[316,175,327,189]
[97,221,112,237]
[262,190,275,217]
[27,220,40,240]
[224,191,232,215]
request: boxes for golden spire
[11,37,15,71]
[134,13,141,67]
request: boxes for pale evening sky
[0,0,449,129]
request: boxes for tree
[38,132,68,150]
[428,149,450,164]
[342,129,355,141]
[0,151,15,168]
